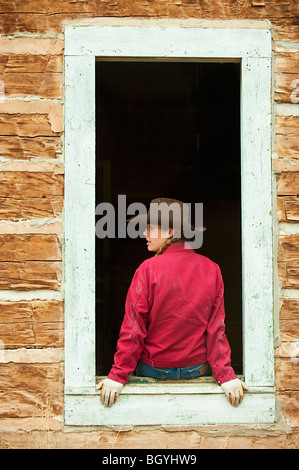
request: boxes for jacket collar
[163,242,194,254]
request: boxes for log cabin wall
[0,1,298,449]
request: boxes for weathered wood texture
[277,197,299,222]
[0,114,59,138]
[0,234,61,261]
[0,234,62,290]
[275,297,299,429]
[0,362,63,419]
[0,428,297,449]
[0,137,62,160]
[275,359,299,391]
[277,172,299,196]
[0,261,62,290]
[0,300,64,348]
[277,392,299,429]
[0,196,63,221]
[0,54,62,99]
[0,54,62,73]
[279,298,299,342]
[0,172,64,198]
[275,47,299,104]
[276,116,299,160]
[0,0,298,40]
[278,235,299,289]
[0,169,63,224]
[0,109,62,159]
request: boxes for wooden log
[0,52,63,100]
[272,18,299,42]
[0,363,64,392]
[279,319,299,342]
[278,235,299,289]
[0,234,62,262]
[276,172,299,196]
[275,358,299,391]
[0,2,298,37]
[0,261,62,290]
[0,322,64,348]
[1,72,62,99]
[0,299,63,322]
[0,114,59,137]
[278,262,299,289]
[0,172,64,198]
[277,391,299,428]
[275,47,299,74]
[0,429,295,450]
[279,234,299,261]
[0,196,63,220]
[277,196,299,222]
[275,116,299,159]
[0,299,64,348]
[0,0,294,17]
[0,1,98,14]
[0,391,63,419]
[280,298,299,320]
[279,297,299,345]
[0,362,63,418]
[0,136,62,160]
[274,47,299,104]
[0,54,63,74]
[0,104,63,158]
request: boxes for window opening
[95,61,242,378]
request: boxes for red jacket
[108,242,237,386]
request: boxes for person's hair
[155,234,187,256]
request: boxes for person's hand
[221,378,248,407]
[96,378,124,407]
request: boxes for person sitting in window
[96,198,247,408]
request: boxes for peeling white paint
[0,219,63,234]
[279,222,299,235]
[280,288,299,298]
[0,290,64,301]
[62,17,272,30]
[0,161,64,172]
[64,24,275,426]
[0,347,64,364]
[0,37,64,54]
[275,103,299,116]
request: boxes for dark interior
[95,61,242,377]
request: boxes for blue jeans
[135,361,212,380]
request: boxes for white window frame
[64,23,275,426]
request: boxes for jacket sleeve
[107,265,149,385]
[206,266,237,386]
